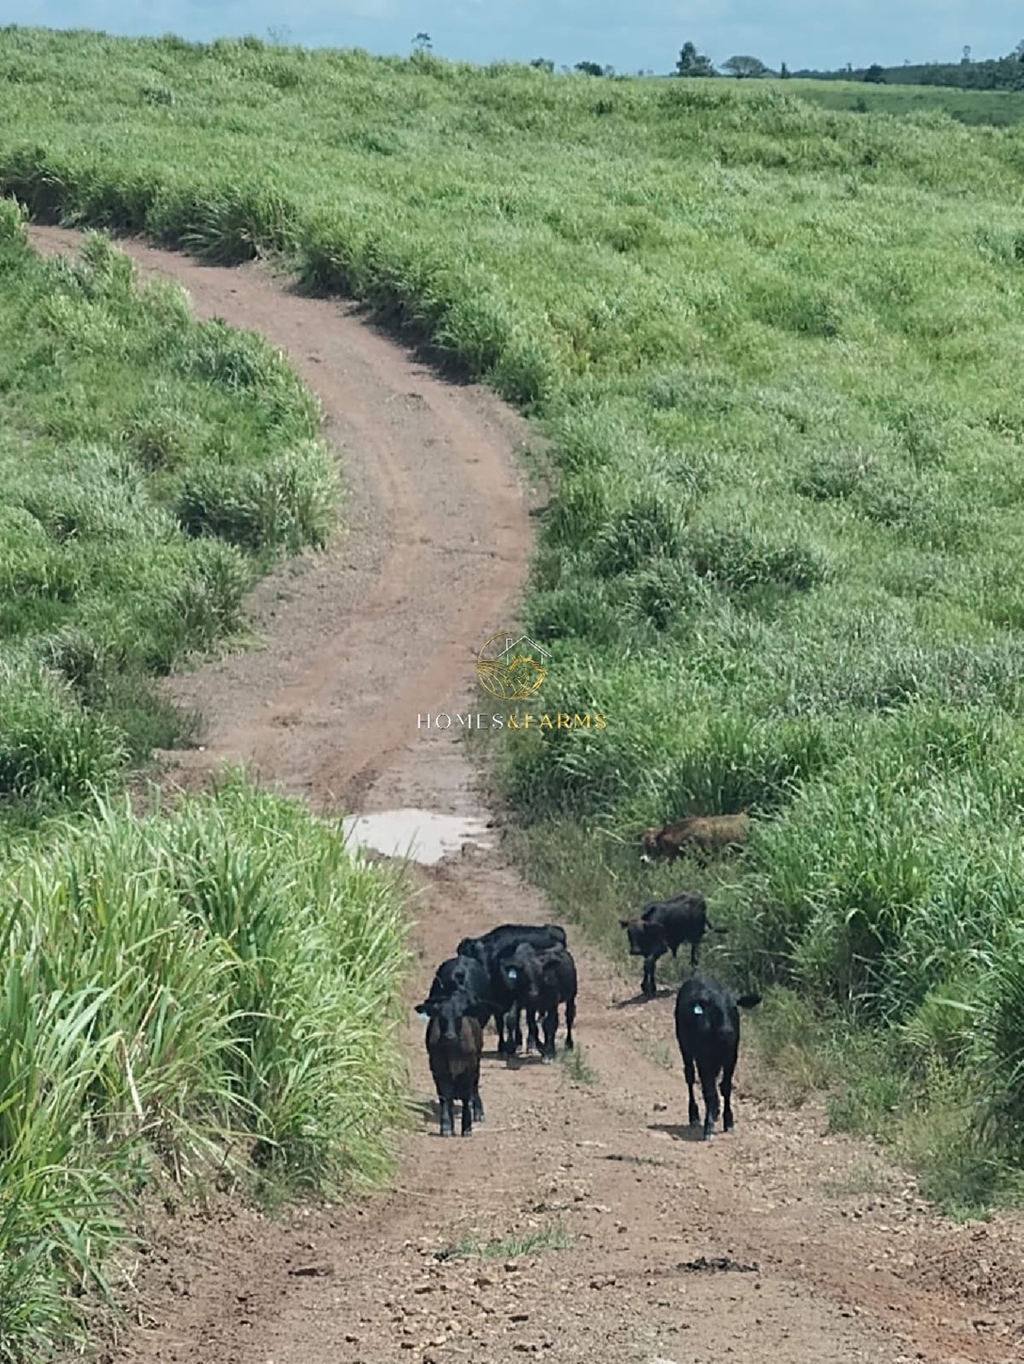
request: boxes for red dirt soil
[28,226,1024,1364]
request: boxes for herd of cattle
[414,813,762,1141]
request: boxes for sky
[8,2,1023,75]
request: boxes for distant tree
[864,63,885,83]
[779,60,790,78]
[961,44,972,64]
[721,55,768,79]
[412,32,432,53]
[675,40,716,77]
[575,60,608,77]
[530,58,555,72]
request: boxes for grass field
[0,173,410,1357]
[4,24,1024,1217]
[780,77,1024,126]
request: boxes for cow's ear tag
[692,1003,704,1016]
[416,1009,430,1021]
[507,967,518,980]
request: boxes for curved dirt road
[29,227,1024,1364]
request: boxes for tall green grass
[0,195,335,820]
[0,776,409,1359]
[5,26,1024,1207]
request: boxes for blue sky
[10,2,1023,74]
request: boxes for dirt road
[29,226,1024,1364]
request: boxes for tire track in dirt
[28,227,1024,1364]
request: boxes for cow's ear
[414,1000,438,1020]
[618,918,629,928]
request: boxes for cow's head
[500,943,540,1000]
[639,827,662,864]
[415,994,465,1042]
[619,917,662,957]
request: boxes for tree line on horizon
[520,37,1024,90]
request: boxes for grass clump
[0,775,409,1359]
[443,1224,573,1260]
[561,1044,597,1086]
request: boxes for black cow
[415,990,485,1138]
[499,942,577,1062]
[456,923,568,1055]
[619,891,724,998]
[673,974,761,1141]
[455,922,568,962]
[427,953,495,1029]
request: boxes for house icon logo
[476,632,551,702]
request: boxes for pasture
[2,18,1024,1244]
[781,77,1024,126]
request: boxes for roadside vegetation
[0,196,410,1357]
[3,22,1024,1225]
[0,778,409,1358]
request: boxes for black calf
[415,991,485,1138]
[619,891,724,998]
[427,953,494,1029]
[673,974,760,1141]
[456,923,568,1055]
[499,942,578,1062]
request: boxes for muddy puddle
[340,808,495,865]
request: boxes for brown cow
[640,813,750,865]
